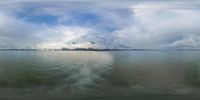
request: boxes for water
[0,51,200,100]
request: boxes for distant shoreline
[1,49,200,51]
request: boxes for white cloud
[38,26,93,49]
[0,11,93,49]
[163,35,200,48]
[112,2,200,48]
[1,1,200,49]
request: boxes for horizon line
[1,48,200,51]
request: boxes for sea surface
[0,51,200,100]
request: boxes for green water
[0,51,200,100]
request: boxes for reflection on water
[1,51,200,99]
[55,52,113,91]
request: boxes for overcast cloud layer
[1,0,200,49]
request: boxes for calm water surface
[0,51,200,100]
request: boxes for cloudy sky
[0,0,200,49]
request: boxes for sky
[0,0,200,49]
